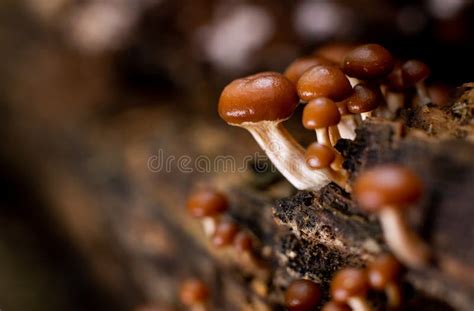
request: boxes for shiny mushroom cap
[353,165,423,213]
[284,56,334,84]
[186,190,229,218]
[401,60,430,87]
[211,219,239,247]
[331,268,370,303]
[179,278,209,306]
[285,279,322,311]
[342,44,394,80]
[297,65,352,101]
[345,83,383,114]
[368,254,402,290]
[218,72,299,125]
[302,97,341,129]
[305,142,337,169]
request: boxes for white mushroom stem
[315,128,331,146]
[241,121,340,190]
[347,297,373,311]
[361,111,372,120]
[329,126,342,146]
[202,217,217,237]
[385,92,405,112]
[338,116,357,140]
[385,282,402,308]
[415,82,431,106]
[379,207,431,268]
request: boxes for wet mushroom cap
[368,254,402,290]
[305,142,337,169]
[353,165,423,213]
[285,279,322,311]
[297,65,352,101]
[179,278,209,306]
[218,72,299,125]
[401,60,430,87]
[186,190,229,218]
[212,219,239,247]
[234,231,253,252]
[331,268,370,303]
[336,101,350,116]
[342,44,394,80]
[284,56,334,84]
[302,97,341,129]
[321,301,351,311]
[345,83,382,114]
[384,62,405,91]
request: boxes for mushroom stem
[415,82,431,106]
[316,128,331,146]
[329,126,342,145]
[385,283,402,308]
[243,121,333,190]
[347,297,373,311]
[202,217,217,236]
[385,92,405,113]
[361,111,372,120]
[379,207,431,268]
[338,116,357,140]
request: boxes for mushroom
[305,142,346,186]
[341,44,394,80]
[331,268,372,311]
[353,164,431,268]
[314,42,357,64]
[285,279,322,311]
[186,189,229,236]
[284,56,334,84]
[368,254,403,308]
[335,100,357,140]
[302,97,342,146]
[321,301,351,311]
[297,65,353,102]
[428,83,451,107]
[401,60,431,106]
[179,278,210,311]
[343,83,383,120]
[211,218,239,248]
[218,72,335,190]
[382,61,406,113]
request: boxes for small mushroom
[321,301,351,311]
[368,254,403,308]
[335,100,357,140]
[211,218,239,248]
[305,142,346,186]
[331,268,373,311]
[428,83,451,107]
[285,279,322,311]
[401,60,431,106]
[297,65,353,102]
[186,189,229,236]
[179,278,210,311]
[342,44,394,80]
[314,42,357,64]
[353,165,431,268]
[284,56,334,84]
[302,97,342,147]
[343,83,383,120]
[218,72,335,190]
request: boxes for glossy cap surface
[285,279,322,311]
[212,219,239,247]
[303,97,341,129]
[297,65,352,101]
[186,190,229,218]
[284,56,334,84]
[331,268,369,302]
[345,83,382,114]
[353,165,423,212]
[305,142,336,169]
[218,72,299,125]
[342,44,394,80]
[402,60,430,87]
[368,254,402,290]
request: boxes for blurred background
[0,0,473,310]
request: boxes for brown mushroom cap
[284,56,334,84]
[285,279,322,311]
[302,97,341,129]
[297,65,352,101]
[345,83,383,114]
[314,42,357,64]
[331,268,370,303]
[384,61,405,91]
[342,44,394,80]
[353,165,423,213]
[368,254,402,290]
[428,84,450,106]
[179,278,209,306]
[212,219,239,247]
[336,101,350,116]
[321,301,351,311]
[401,60,430,87]
[305,142,336,169]
[186,190,229,218]
[218,72,299,125]
[234,231,253,252]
